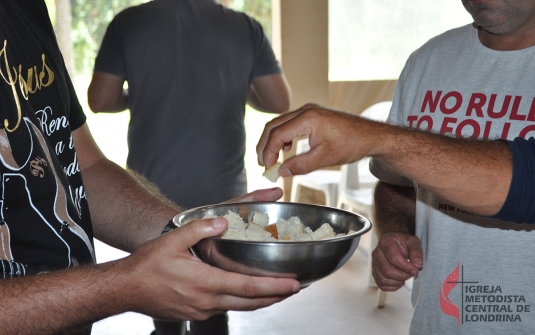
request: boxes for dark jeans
[152,313,229,335]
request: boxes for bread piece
[223,210,247,229]
[287,216,305,235]
[247,222,266,231]
[218,210,345,242]
[221,228,248,240]
[265,224,278,239]
[262,162,282,182]
[288,216,303,226]
[246,228,273,241]
[291,233,313,241]
[251,211,269,226]
[275,219,291,236]
[311,223,336,240]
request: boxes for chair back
[295,138,310,155]
[360,101,392,121]
[339,101,392,193]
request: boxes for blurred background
[44,0,469,189]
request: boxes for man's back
[94,0,282,208]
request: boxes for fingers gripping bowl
[175,202,372,288]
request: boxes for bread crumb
[262,162,282,182]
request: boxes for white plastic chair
[336,101,392,307]
[290,139,341,207]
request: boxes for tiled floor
[91,233,413,335]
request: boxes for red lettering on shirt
[520,125,535,138]
[439,117,457,135]
[412,91,535,139]
[482,121,492,140]
[440,91,462,114]
[416,115,433,131]
[526,98,535,121]
[456,119,480,138]
[509,96,525,121]
[466,93,486,117]
[421,90,442,113]
[501,122,511,138]
[488,94,511,118]
[407,115,418,127]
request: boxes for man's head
[462,0,535,49]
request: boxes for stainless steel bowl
[176,202,372,288]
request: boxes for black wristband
[161,218,178,235]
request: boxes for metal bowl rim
[176,201,372,244]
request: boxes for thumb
[406,238,423,270]
[170,217,228,250]
[278,150,329,177]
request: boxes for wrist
[371,123,400,159]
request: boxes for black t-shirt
[0,0,94,277]
[94,0,282,208]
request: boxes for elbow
[277,93,291,113]
[275,102,290,114]
[87,88,127,113]
[277,81,292,113]
[87,85,107,113]
[87,75,128,113]
[87,99,113,114]
[272,89,292,113]
[87,96,105,113]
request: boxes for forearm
[89,89,128,113]
[247,73,290,113]
[87,71,129,113]
[83,158,180,252]
[258,105,510,216]
[103,88,128,112]
[372,125,512,216]
[247,86,270,112]
[372,182,416,239]
[0,261,131,334]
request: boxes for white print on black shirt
[0,33,93,276]
[35,106,84,211]
[0,118,94,271]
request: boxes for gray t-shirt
[378,24,535,334]
[94,0,281,208]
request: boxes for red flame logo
[440,262,460,326]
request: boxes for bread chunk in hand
[263,162,282,182]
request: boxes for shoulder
[11,0,55,36]
[409,24,475,60]
[398,24,475,80]
[109,2,161,27]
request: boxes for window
[329,0,473,81]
